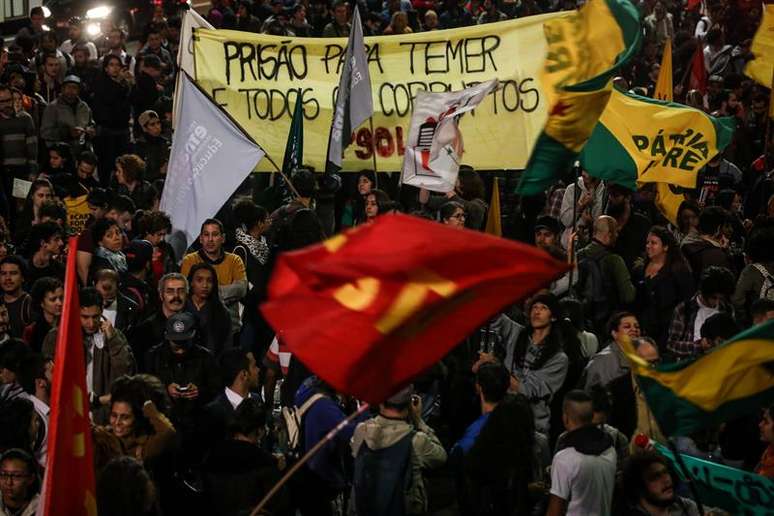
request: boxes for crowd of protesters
[0,0,772,515]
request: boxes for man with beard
[40,75,95,158]
[621,451,702,515]
[131,272,188,372]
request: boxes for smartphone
[177,385,191,393]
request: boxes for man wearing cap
[40,74,95,157]
[351,384,447,516]
[42,287,135,423]
[132,110,170,183]
[534,215,561,251]
[59,17,98,61]
[144,312,218,447]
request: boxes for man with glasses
[0,449,39,515]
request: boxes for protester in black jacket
[91,55,131,185]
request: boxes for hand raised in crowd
[100,318,115,340]
[471,351,496,373]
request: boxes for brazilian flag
[580,88,736,191]
[516,0,641,196]
[620,321,774,437]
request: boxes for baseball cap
[165,312,197,341]
[138,110,159,128]
[534,215,560,235]
[62,75,81,86]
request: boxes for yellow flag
[485,177,502,237]
[745,3,774,90]
[654,38,673,102]
[654,182,683,225]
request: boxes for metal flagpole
[249,403,370,516]
[369,117,379,189]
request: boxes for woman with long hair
[39,141,75,182]
[363,188,391,224]
[92,374,175,473]
[185,263,233,355]
[340,170,375,228]
[632,225,694,348]
[17,179,54,234]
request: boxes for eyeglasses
[145,120,161,127]
[0,471,30,482]
[450,212,466,220]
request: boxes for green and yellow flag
[745,2,774,95]
[580,89,736,191]
[485,177,502,237]
[620,320,774,437]
[516,0,641,195]
[654,38,673,102]
[654,182,683,225]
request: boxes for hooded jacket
[351,415,447,515]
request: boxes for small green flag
[283,98,304,174]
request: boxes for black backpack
[576,249,613,328]
[353,430,415,516]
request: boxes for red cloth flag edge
[261,214,569,404]
[37,237,97,516]
[687,44,707,95]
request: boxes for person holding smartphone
[144,312,218,458]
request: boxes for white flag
[161,74,265,255]
[173,9,213,128]
[401,80,499,193]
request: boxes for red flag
[38,237,97,516]
[685,0,701,11]
[687,44,707,95]
[261,214,568,404]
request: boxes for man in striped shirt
[0,84,37,222]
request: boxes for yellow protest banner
[193,14,567,172]
[745,3,774,89]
